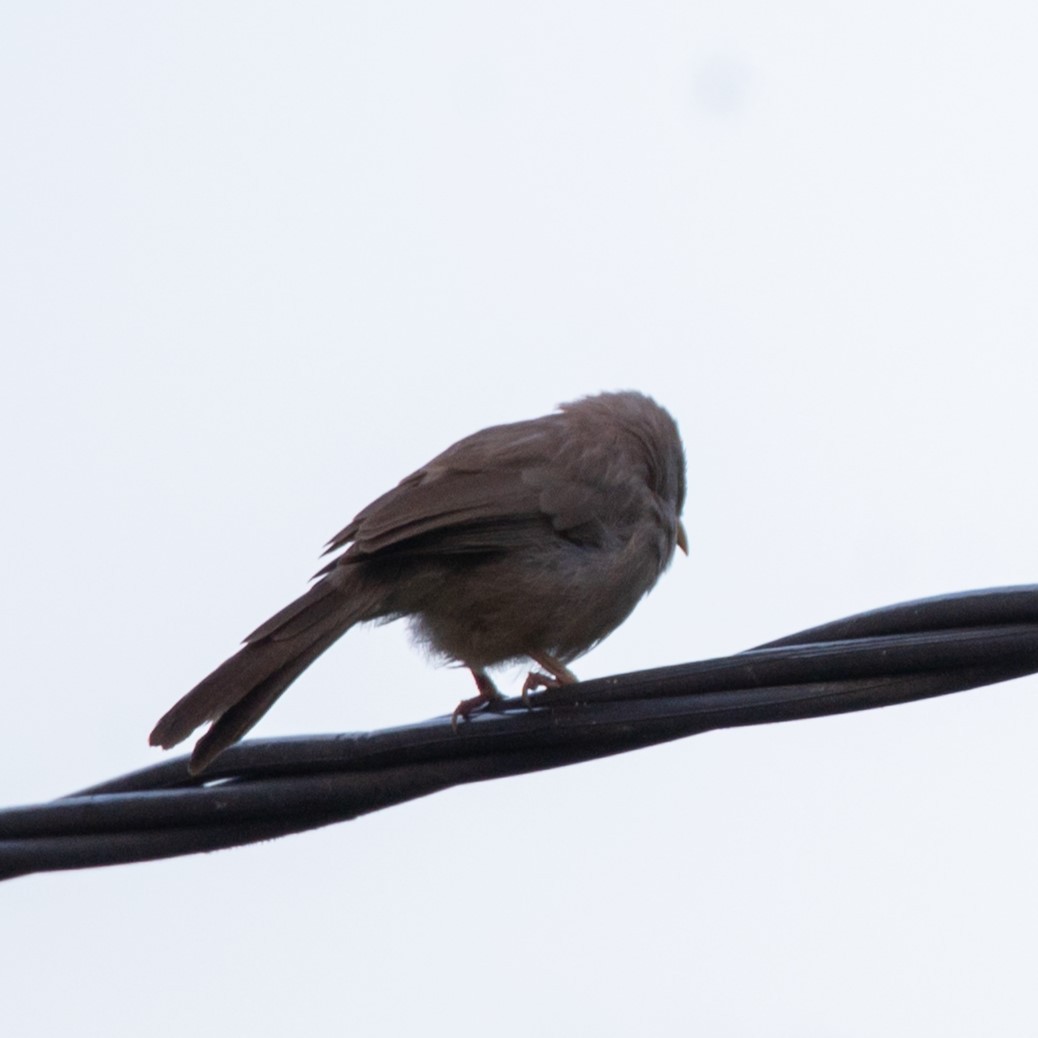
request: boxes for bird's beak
[676,520,689,555]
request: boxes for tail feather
[244,574,348,643]
[149,571,385,773]
[183,626,345,773]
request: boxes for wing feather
[317,407,648,571]
[318,417,576,567]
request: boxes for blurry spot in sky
[692,55,752,117]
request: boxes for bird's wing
[319,415,622,567]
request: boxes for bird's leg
[522,652,578,706]
[451,670,504,731]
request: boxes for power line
[3,584,1037,881]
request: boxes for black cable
[2,584,1036,881]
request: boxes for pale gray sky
[3,3,1038,1035]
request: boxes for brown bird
[150,390,688,773]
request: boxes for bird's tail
[149,570,384,774]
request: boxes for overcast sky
[3,2,1038,1035]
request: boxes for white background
[3,3,1038,1034]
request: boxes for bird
[149,390,688,773]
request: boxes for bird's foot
[452,671,503,732]
[521,653,578,707]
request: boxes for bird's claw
[521,670,562,707]
[451,694,487,732]
[452,671,503,732]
